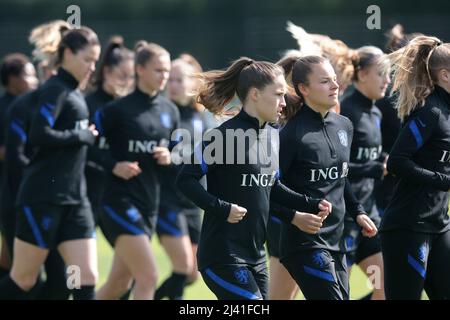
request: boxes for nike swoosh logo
[417,119,426,128]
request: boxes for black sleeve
[269,201,296,224]
[344,178,366,221]
[172,105,181,138]
[87,142,116,172]
[387,107,450,191]
[271,178,322,215]
[91,105,118,172]
[341,106,384,179]
[279,119,298,177]
[163,103,182,172]
[29,85,95,148]
[348,160,385,179]
[6,118,29,166]
[176,141,231,221]
[5,112,30,189]
[0,100,14,148]
[0,102,9,148]
[379,151,389,163]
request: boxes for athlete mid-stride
[177,57,332,300]
[380,36,450,300]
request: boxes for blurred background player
[0,53,38,276]
[155,54,209,300]
[340,46,390,300]
[0,26,101,300]
[95,41,179,300]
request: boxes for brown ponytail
[277,55,327,122]
[93,36,134,87]
[276,55,302,122]
[196,57,283,115]
[134,41,169,68]
[351,46,385,82]
[56,27,99,65]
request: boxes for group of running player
[0,20,449,300]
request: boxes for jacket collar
[57,67,79,89]
[352,88,374,110]
[236,108,267,130]
[435,85,450,108]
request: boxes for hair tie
[425,40,442,85]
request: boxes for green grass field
[1,227,428,299]
[96,229,373,300]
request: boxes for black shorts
[156,205,202,244]
[99,197,157,246]
[0,197,16,252]
[266,215,282,258]
[281,249,349,300]
[201,262,268,300]
[15,202,95,249]
[85,166,107,226]
[343,218,381,267]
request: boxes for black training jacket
[381,85,450,233]
[85,87,114,175]
[340,88,384,216]
[177,109,323,269]
[0,92,17,180]
[278,104,365,258]
[160,103,210,210]
[94,88,180,215]
[374,92,402,211]
[1,90,38,211]
[17,68,96,205]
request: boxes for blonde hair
[28,20,72,68]
[286,21,356,91]
[389,36,450,120]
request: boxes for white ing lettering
[439,150,450,163]
[310,162,348,182]
[98,137,109,149]
[356,146,381,161]
[75,119,89,130]
[128,140,159,153]
[241,173,277,187]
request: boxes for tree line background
[0,0,449,70]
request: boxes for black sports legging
[381,229,450,300]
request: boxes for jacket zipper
[322,119,337,158]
